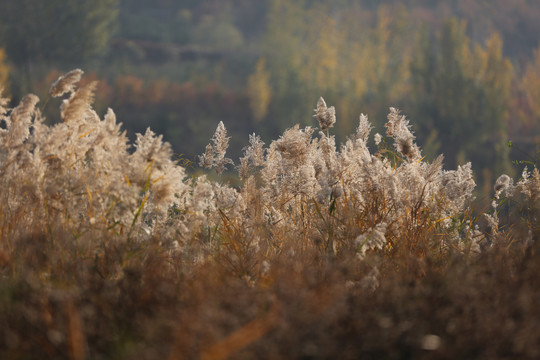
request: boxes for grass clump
[0,71,539,359]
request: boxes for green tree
[247,58,272,122]
[191,7,244,50]
[522,44,540,123]
[0,0,119,82]
[261,1,413,137]
[410,18,513,191]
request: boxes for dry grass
[2,231,540,359]
[0,71,539,359]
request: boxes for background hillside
[1,0,540,193]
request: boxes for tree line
[1,0,540,193]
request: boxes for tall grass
[0,71,539,359]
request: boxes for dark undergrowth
[1,231,539,360]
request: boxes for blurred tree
[118,0,191,44]
[262,1,413,137]
[0,48,9,89]
[247,58,272,122]
[341,5,412,127]
[261,0,311,132]
[0,0,119,83]
[410,18,513,191]
[192,8,244,50]
[300,3,340,92]
[522,45,540,123]
[457,0,540,59]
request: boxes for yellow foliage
[0,48,9,88]
[522,45,540,120]
[473,33,513,112]
[247,58,272,122]
[299,4,341,90]
[263,0,305,70]
[367,6,412,100]
[262,1,414,134]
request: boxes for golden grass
[0,70,539,359]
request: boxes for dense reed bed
[0,70,539,359]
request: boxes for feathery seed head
[385,107,421,161]
[10,94,39,123]
[374,133,382,145]
[238,156,250,180]
[356,114,372,143]
[275,125,313,161]
[0,86,9,116]
[60,81,97,122]
[494,174,514,198]
[198,121,234,174]
[134,128,172,165]
[50,69,84,97]
[246,133,265,167]
[238,133,266,179]
[314,97,336,131]
[1,94,39,147]
[518,168,540,202]
[199,144,214,169]
[356,223,388,259]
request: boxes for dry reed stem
[199,303,280,360]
